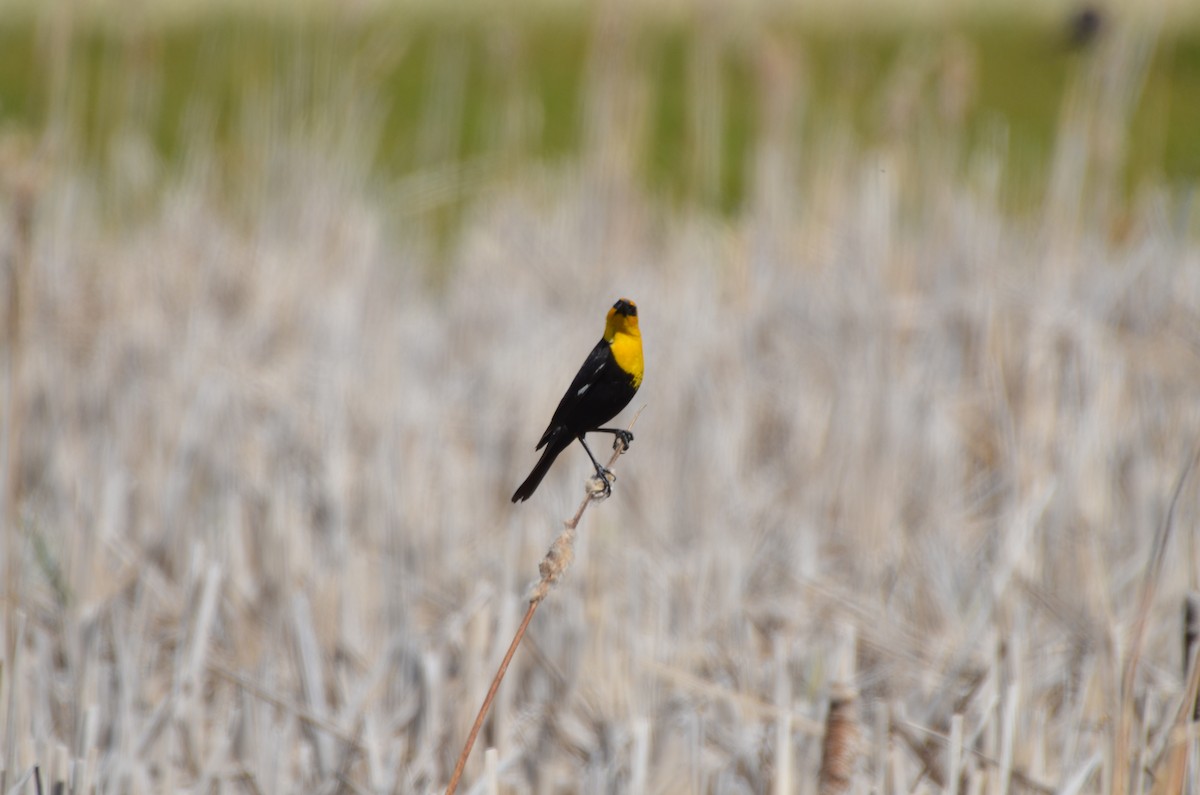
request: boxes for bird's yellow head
[604,298,639,339]
[604,298,643,389]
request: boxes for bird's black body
[511,300,641,503]
[538,340,638,451]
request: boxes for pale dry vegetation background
[2,2,1200,794]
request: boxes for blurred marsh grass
[1,3,1200,794]
[1,8,1199,216]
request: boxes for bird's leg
[594,427,635,451]
[577,436,614,497]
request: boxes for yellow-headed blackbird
[511,298,643,503]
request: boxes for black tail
[512,436,571,502]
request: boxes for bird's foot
[587,468,616,500]
[612,430,634,452]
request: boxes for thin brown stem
[444,599,539,795]
[1113,449,1197,795]
[443,408,643,795]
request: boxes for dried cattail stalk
[820,624,860,795]
[444,413,641,795]
[819,684,860,795]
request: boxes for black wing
[535,338,610,449]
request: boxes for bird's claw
[587,468,616,499]
[612,430,634,451]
